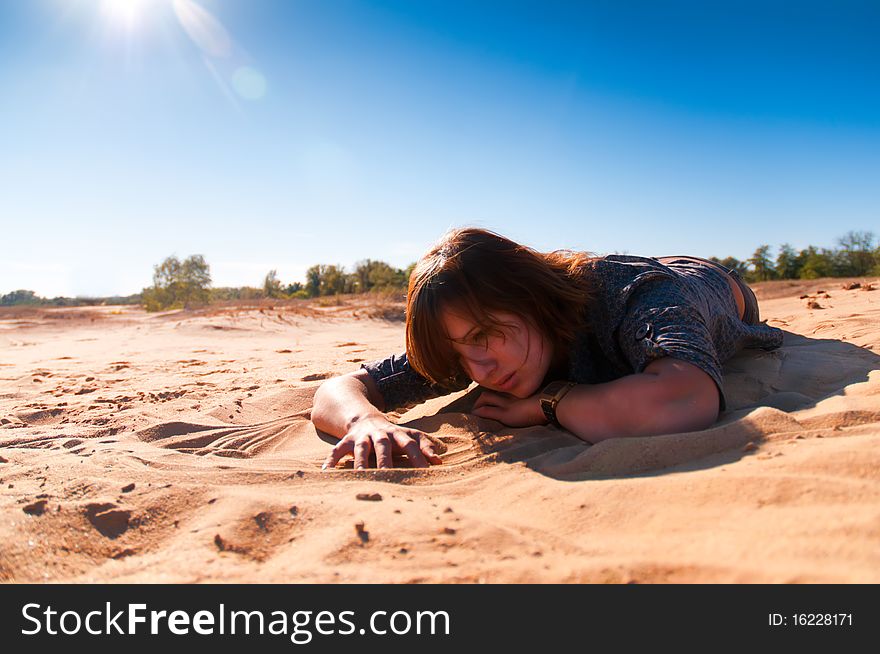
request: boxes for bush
[141,255,212,312]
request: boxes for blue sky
[1,0,878,297]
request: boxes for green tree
[179,255,211,306]
[351,259,409,292]
[836,230,876,276]
[319,264,348,296]
[263,269,283,298]
[798,246,833,279]
[284,281,304,295]
[0,289,41,306]
[775,243,800,279]
[352,259,374,293]
[748,245,775,282]
[715,256,748,276]
[142,254,212,311]
[367,261,401,290]
[872,245,880,276]
[305,265,322,298]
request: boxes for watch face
[541,381,565,399]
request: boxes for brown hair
[405,227,595,386]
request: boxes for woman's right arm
[312,370,442,470]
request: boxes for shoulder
[582,255,679,313]
[585,254,671,276]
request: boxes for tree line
[0,289,140,307]
[138,256,415,310]
[709,231,878,283]
[132,229,880,310]
[263,260,416,300]
[3,230,877,309]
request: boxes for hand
[471,389,547,427]
[322,416,442,470]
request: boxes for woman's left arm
[555,357,719,443]
[472,357,720,443]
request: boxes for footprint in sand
[15,407,67,425]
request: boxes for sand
[1,279,879,583]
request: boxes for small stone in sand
[289,506,299,516]
[121,483,135,493]
[85,503,131,539]
[214,534,227,551]
[442,527,457,535]
[254,512,271,531]
[356,492,383,502]
[355,521,369,543]
[23,499,48,516]
[806,300,823,309]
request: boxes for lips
[495,370,517,391]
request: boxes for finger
[472,405,500,421]
[322,439,353,470]
[478,393,509,409]
[419,439,442,466]
[475,390,500,407]
[473,397,497,410]
[373,434,393,469]
[354,437,373,470]
[393,434,428,468]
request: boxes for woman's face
[439,307,554,398]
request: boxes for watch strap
[539,381,576,427]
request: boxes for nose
[466,357,497,386]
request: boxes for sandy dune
[1,280,879,583]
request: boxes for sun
[100,0,162,30]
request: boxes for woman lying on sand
[312,227,783,470]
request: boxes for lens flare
[172,0,232,57]
[232,66,267,100]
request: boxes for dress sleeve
[360,352,471,412]
[615,277,727,410]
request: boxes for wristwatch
[539,381,577,427]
